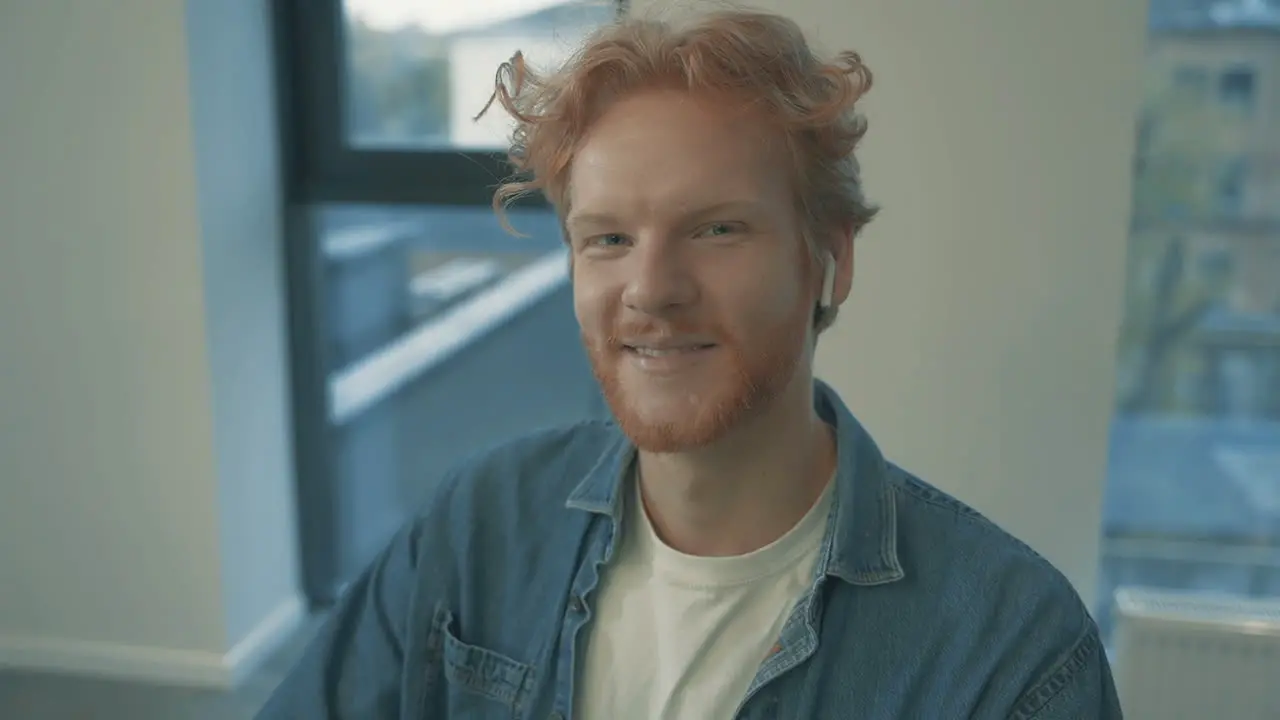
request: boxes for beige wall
[0,0,225,656]
[0,0,300,686]
[643,0,1146,600]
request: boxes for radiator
[1112,587,1280,719]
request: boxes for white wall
[0,0,300,686]
[631,0,1146,602]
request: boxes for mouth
[622,343,717,357]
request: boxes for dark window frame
[271,0,626,606]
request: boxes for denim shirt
[258,381,1122,719]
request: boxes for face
[565,90,820,453]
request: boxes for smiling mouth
[622,344,716,357]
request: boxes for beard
[583,303,810,453]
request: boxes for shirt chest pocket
[424,605,538,720]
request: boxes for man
[259,7,1122,719]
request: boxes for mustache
[594,320,726,348]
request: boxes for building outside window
[1098,0,1280,640]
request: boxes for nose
[620,237,698,315]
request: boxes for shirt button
[569,595,586,614]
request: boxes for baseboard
[0,593,306,689]
[224,592,307,686]
[0,633,231,687]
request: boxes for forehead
[566,90,792,220]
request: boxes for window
[1215,157,1248,216]
[275,0,621,604]
[1098,20,1280,642]
[342,0,613,151]
[1218,65,1256,113]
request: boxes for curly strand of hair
[796,52,872,129]
[474,50,532,124]
[474,51,548,235]
[835,51,873,97]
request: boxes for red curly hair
[477,5,879,330]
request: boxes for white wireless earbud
[820,252,836,309]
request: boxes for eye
[696,222,744,238]
[584,233,629,249]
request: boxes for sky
[345,0,581,33]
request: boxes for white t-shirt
[576,472,835,719]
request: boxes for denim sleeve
[255,518,424,720]
[1008,622,1124,720]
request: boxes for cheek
[572,272,612,332]
[572,292,594,333]
[738,264,809,329]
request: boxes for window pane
[1218,66,1256,113]
[310,203,605,599]
[1097,3,1280,641]
[320,204,564,369]
[342,0,615,150]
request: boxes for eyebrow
[565,200,765,231]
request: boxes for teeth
[630,346,706,357]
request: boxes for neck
[636,375,836,557]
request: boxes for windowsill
[327,248,569,425]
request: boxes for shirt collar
[565,379,904,587]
